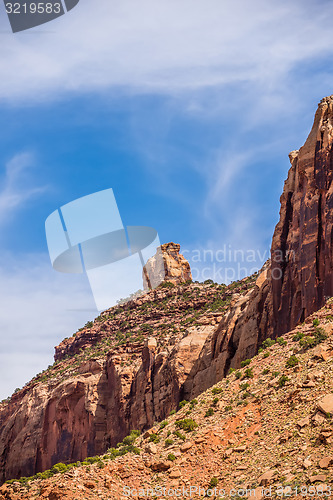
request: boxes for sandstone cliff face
[143,242,192,290]
[182,265,271,399]
[0,277,255,483]
[186,96,333,387]
[0,334,212,482]
[1,97,333,485]
[4,301,333,500]
[269,95,333,335]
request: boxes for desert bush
[175,418,198,432]
[149,433,160,443]
[209,477,218,488]
[262,338,275,349]
[212,387,223,395]
[173,430,186,440]
[243,368,253,379]
[286,355,299,368]
[278,375,289,387]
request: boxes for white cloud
[0,0,332,102]
[0,153,47,224]
[0,253,96,400]
[0,0,332,397]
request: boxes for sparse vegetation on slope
[3,299,333,499]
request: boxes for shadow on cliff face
[179,266,271,401]
[2,96,333,483]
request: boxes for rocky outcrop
[0,278,256,483]
[1,96,333,485]
[2,301,333,500]
[143,242,192,290]
[268,95,333,335]
[181,264,271,398]
[0,333,211,483]
[167,95,333,396]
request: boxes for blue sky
[0,0,333,399]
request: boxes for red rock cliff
[1,97,333,484]
[269,95,333,335]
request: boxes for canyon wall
[1,96,333,483]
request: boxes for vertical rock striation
[1,96,333,484]
[269,95,333,335]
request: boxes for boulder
[317,394,333,416]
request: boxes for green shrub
[121,445,140,455]
[205,408,214,417]
[229,367,235,374]
[258,347,263,353]
[175,418,198,432]
[299,335,316,348]
[212,397,219,405]
[313,318,320,326]
[286,355,299,368]
[244,368,253,379]
[240,382,249,391]
[314,327,328,343]
[149,433,160,443]
[263,352,270,358]
[190,399,198,408]
[277,337,287,346]
[168,453,176,461]
[51,463,68,473]
[293,332,304,341]
[225,405,232,411]
[165,439,174,447]
[212,387,223,395]
[299,327,327,350]
[160,281,175,289]
[278,375,289,387]
[272,371,280,378]
[160,420,168,429]
[173,430,185,441]
[209,477,218,488]
[241,391,251,400]
[122,430,140,446]
[262,338,275,349]
[235,371,242,379]
[170,409,176,415]
[179,400,188,409]
[262,368,269,375]
[241,359,251,367]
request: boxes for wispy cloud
[0,0,333,103]
[0,253,95,400]
[0,153,47,224]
